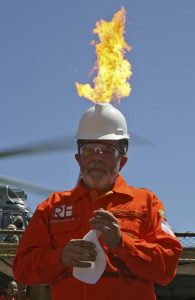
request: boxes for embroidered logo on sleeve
[161,219,175,237]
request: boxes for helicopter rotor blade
[0,176,56,196]
[129,133,154,146]
[0,135,76,159]
[0,133,153,160]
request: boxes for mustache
[87,162,108,173]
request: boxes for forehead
[8,281,17,288]
[15,216,22,221]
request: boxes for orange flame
[75,7,132,103]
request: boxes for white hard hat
[76,103,129,140]
[7,224,17,230]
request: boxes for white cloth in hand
[73,230,106,284]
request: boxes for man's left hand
[90,208,122,249]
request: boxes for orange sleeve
[13,201,66,285]
[111,195,182,286]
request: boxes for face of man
[14,216,23,229]
[75,140,127,190]
[6,281,18,297]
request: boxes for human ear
[119,156,128,170]
[75,153,81,164]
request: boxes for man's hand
[61,239,97,268]
[90,208,122,249]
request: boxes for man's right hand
[61,239,97,268]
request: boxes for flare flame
[75,7,132,103]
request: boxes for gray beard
[81,167,118,190]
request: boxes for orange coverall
[13,175,182,300]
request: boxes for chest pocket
[112,209,149,239]
[50,218,81,248]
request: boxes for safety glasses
[79,143,122,158]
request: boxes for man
[0,280,18,300]
[13,103,182,300]
[13,215,24,230]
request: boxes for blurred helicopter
[0,132,153,224]
[0,133,153,197]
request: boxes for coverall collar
[71,174,134,203]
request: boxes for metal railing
[0,229,24,257]
[175,233,195,264]
[175,232,195,248]
[0,231,195,259]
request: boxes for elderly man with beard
[13,104,182,300]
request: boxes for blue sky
[0,0,195,232]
